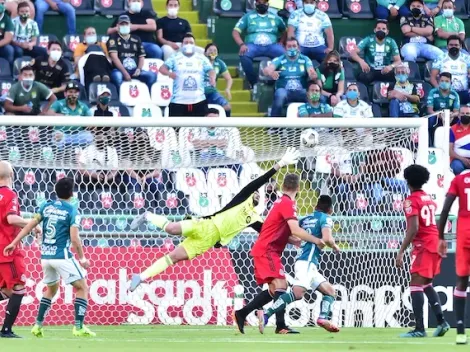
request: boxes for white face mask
[168,7,178,16]
[182,44,194,55]
[49,50,62,61]
[85,34,97,45]
[129,2,141,13]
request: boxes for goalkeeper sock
[319,295,335,320]
[36,297,52,327]
[265,291,296,318]
[237,290,272,317]
[141,255,173,281]
[146,213,170,231]
[274,290,287,328]
[1,289,24,334]
[454,289,467,335]
[410,286,425,332]
[74,298,88,329]
[424,284,444,325]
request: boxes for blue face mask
[304,3,316,14]
[346,90,358,100]
[439,81,451,90]
[287,48,298,57]
[396,74,408,83]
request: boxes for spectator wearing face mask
[434,0,465,52]
[316,51,344,107]
[450,105,470,175]
[400,0,443,62]
[4,65,55,115]
[333,83,373,118]
[297,81,333,117]
[93,88,113,117]
[12,2,46,59]
[351,21,401,85]
[107,15,157,91]
[388,64,421,117]
[32,40,70,99]
[74,27,109,66]
[108,0,162,59]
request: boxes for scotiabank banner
[7,247,466,327]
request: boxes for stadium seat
[258,59,274,84]
[317,0,342,18]
[88,82,119,103]
[63,35,84,53]
[424,61,432,82]
[175,168,208,194]
[151,81,173,106]
[404,61,421,81]
[372,82,391,104]
[342,0,374,19]
[213,0,245,17]
[120,80,151,107]
[342,60,355,80]
[178,127,197,166]
[134,103,162,118]
[345,80,369,103]
[240,163,267,214]
[339,36,363,59]
[208,104,227,118]
[37,34,59,49]
[286,102,303,119]
[455,0,468,19]
[90,101,130,116]
[410,80,432,103]
[143,58,163,76]
[371,103,382,117]
[13,57,31,79]
[315,147,350,174]
[188,191,220,216]
[62,58,75,76]
[94,0,125,16]
[0,79,13,97]
[389,147,414,179]
[69,0,95,14]
[434,126,446,150]
[147,126,177,151]
[207,168,240,197]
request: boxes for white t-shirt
[432,52,470,91]
[288,9,332,48]
[78,144,119,170]
[333,99,373,118]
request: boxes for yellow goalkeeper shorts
[180,219,221,260]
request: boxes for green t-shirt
[271,54,313,90]
[6,81,51,108]
[298,102,333,117]
[234,10,286,46]
[434,15,465,49]
[51,99,92,131]
[0,13,14,41]
[357,35,399,70]
[204,57,228,94]
[426,87,460,111]
[315,67,345,93]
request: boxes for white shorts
[41,258,86,286]
[293,260,326,291]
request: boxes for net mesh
[0,121,443,328]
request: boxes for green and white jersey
[357,35,400,70]
[6,81,51,108]
[233,10,286,46]
[271,53,313,90]
[434,15,465,49]
[333,99,373,118]
[0,13,14,41]
[204,57,228,94]
[12,18,39,43]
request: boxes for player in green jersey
[4,178,95,338]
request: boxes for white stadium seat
[188,191,220,216]
[208,104,226,118]
[120,80,151,107]
[133,103,163,118]
[286,103,303,119]
[151,81,173,107]
[175,168,207,194]
[147,127,178,151]
[143,58,164,74]
[315,147,349,174]
[434,126,446,150]
[207,168,240,197]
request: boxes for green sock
[74,298,88,329]
[36,297,52,327]
[265,292,296,318]
[319,295,335,320]
[146,213,170,231]
[141,255,173,281]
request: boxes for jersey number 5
[44,217,57,244]
[420,204,436,226]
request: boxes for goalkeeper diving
[129,148,323,292]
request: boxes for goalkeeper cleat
[31,324,44,338]
[399,330,427,338]
[456,334,468,345]
[129,273,142,292]
[275,326,300,334]
[256,310,268,334]
[233,310,246,334]
[130,211,148,231]
[0,331,22,338]
[432,321,450,337]
[73,326,96,337]
[317,318,340,333]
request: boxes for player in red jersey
[438,169,470,345]
[233,173,324,334]
[0,161,40,338]
[396,164,449,338]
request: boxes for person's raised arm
[4,218,40,256]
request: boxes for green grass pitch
[2,325,462,352]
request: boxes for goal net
[0,114,452,329]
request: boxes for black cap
[65,81,80,91]
[118,14,131,23]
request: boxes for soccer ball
[300,128,319,148]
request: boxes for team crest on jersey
[246,216,251,224]
[183,76,197,91]
[403,199,412,214]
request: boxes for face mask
[99,96,111,105]
[346,90,358,100]
[443,8,454,17]
[287,48,298,57]
[304,3,316,14]
[129,2,141,12]
[310,93,320,101]
[182,44,194,54]
[20,13,29,21]
[0,4,5,13]
[49,50,62,61]
[119,25,131,35]
[449,47,460,57]
[396,74,408,83]
[21,78,33,89]
[375,30,386,40]
[67,95,78,104]
[439,81,451,90]
[167,7,178,16]
[411,7,422,17]
[85,35,97,45]
[208,54,217,60]
[256,3,268,14]
[461,115,470,125]
[327,62,339,70]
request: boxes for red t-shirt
[0,186,21,263]
[251,194,297,256]
[403,190,439,253]
[447,171,470,246]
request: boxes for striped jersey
[450,122,470,158]
[12,18,39,43]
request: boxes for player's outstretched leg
[130,211,172,232]
[454,276,469,345]
[234,290,274,334]
[259,289,299,334]
[31,283,58,338]
[400,285,427,338]
[316,282,340,333]
[423,283,450,337]
[71,279,95,337]
[0,285,25,338]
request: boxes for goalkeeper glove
[278,147,300,168]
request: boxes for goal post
[0,113,455,329]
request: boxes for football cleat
[31,324,44,338]
[73,325,96,337]
[399,329,427,338]
[456,334,468,345]
[317,318,340,333]
[275,326,300,334]
[0,331,22,338]
[130,211,148,231]
[233,310,246,334]
[256,310,268,334]
[433,321,450,337]
[129,273,143,292]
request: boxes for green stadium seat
[95,0,125,16]
[339,36,363,60]
[317,0,342,18]
[70,0,96,15]
[213,0,245,17]
[342,0,374,19]
[342,60,355,80]
[372,81,390,104]
[372,103,382,117]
